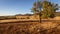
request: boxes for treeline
[0,16,16,20]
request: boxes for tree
[42,1,59,18]
[31,0,59,23]
[31,1,42,23]
[31,2,37,17]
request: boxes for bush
[49,14,55,18]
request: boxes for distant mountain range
[15,12,60,16]
[0,12,60,20]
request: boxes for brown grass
[0,20,60,34]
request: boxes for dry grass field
[0,19,60,34]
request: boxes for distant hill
[15,12,60,16]
[15,14,33,16]
[55,12,60,16]
[0,12,60,20]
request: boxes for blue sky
[0,0,60,16]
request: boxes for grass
[0,20,60,34]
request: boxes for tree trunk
[39,12,41,23]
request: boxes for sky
[0,0,60,16]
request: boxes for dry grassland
[0,19,60,34]
[0,16,60,34]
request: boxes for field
[0,19,60,34]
